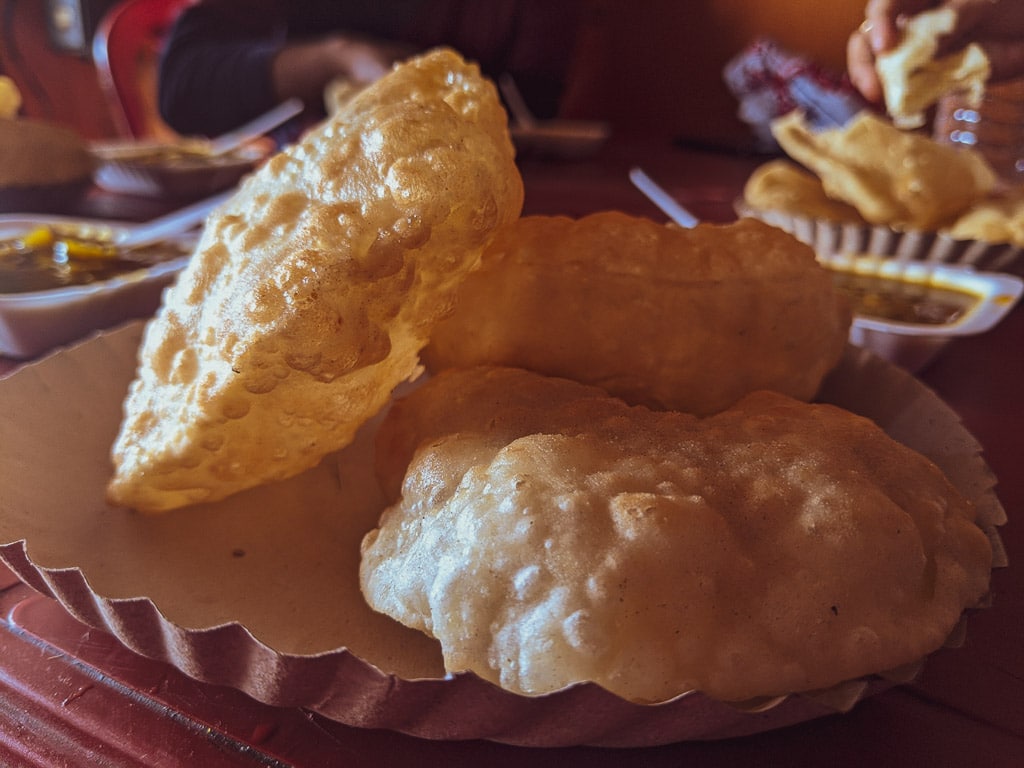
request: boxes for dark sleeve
[408,0,584,119]
[158,0,287,137]
[503,0,584,119]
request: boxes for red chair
[92,0,193,139]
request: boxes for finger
[847,29,885,103]
[863,0,902,51]
[864,0,936,51]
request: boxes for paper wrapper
[0,322,1006,748]
[736,201,1024,276]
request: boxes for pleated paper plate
[0,323,1006,747]
[736,201,1024,275]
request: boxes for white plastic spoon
[205,97,304,156]
[628,167,700,228]
[114,190,234,249]
[498,74,538,129]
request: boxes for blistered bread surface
[361,366,993,703]
[424,214,851,415]
[107,48,523,513]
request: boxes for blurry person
[159,0,586,141]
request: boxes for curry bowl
[0,215,195,359]
[820,253,1023,371]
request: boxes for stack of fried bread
[106,48,994,707]
[742,7,1024,247]
[742,108,1024,246]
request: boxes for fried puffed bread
[947,191,1024,247]
[107,48,523,513]
[423,214,851,416]
[361,366,993,703]
[772,110,995,231]
[876,7,990,130]
[742,158,866,224]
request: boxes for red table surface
[1,134,1022,766]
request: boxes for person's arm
[848,0,1024,103]
[158,0,285,137]
[269,35,411,109]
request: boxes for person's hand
[271,35,415,110]
[319,36,405,85]
[848,0,1024,103]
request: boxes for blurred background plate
[511,120,610,160]
[91,140,264,198]
[0,214,195,358]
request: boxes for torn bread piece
[876,7,990,129]
[107,48,524,513]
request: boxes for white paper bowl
[735,202,1024,275]
[734,203,1024,370]
[820,253,1023,371]
[0,216,194,358]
